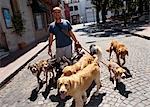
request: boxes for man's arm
[68,30,78,43]
[48,33,53,55]
[68,30,82,51]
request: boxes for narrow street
[0,24,150,107]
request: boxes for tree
[101,0,108,23]
[91,0,102,24]
[91,0,109,23]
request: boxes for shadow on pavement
[28,81,44,101]
[42,79,55,99]
[86,93,106,107]
[122,66,132,78]
[74,21,150,40]
[116,82,132,98]
[49,93,71,107]
[86,41,96,44]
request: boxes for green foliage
[91,0,102,10]
[12,12,25,36]
[109,0,123,10]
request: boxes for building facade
[68,0,80,24]
[80,0,96,23]
[0,0,59,59]
[62,0,96,24]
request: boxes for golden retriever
[57,58,101,107]
[106,39,128,66]
[62,54,94,76]
[108,59,126,89]
[62,44,102,76]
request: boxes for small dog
[28,59,56,90]
[89,44,102,61]
[57,58,101,107]
[108,59,126,89]
[106,39,128,66]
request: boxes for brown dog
[62,54,94,76]
[28,59,55,90]
[62,44,102,76]
[108,59,126,89]
[57,58,101,107]
[106,39,128,66]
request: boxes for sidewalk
[0,24,150,88]
[0,40,49,88]
[132,25,150,39]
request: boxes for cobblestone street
[0,24,150,107]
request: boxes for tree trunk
[101,0,108,23]
[96,7,100,24]
[138,0,143,16]
[102,9,106,23]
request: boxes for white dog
[89,44,102,61]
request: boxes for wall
[0,0,48,52]
[0,0,18,51]
[17,0,35,45]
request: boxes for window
[70,0,73,3]
[33,13,45,30]
[69,0,79,3]
[74,6,78,11]
[69,6,73,11]
[74,0,79,3]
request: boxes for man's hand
[75,41,82,52]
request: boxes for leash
[81,46,91,55]
[51,39,109,67]
[81,46,109,67]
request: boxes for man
[48,7,81,69]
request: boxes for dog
[106,39,128,66]
[61,44,102,77]
[28,59,56,90]
[108,59,126,89]
[62,54,94,76]
[89,44,102,61]
[57,57,101,107]
[71,50,85,64]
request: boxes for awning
[31,0,49,13]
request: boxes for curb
[0,43,48,89]
[114,29,150,40]
[130,33,150,40]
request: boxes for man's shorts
[56,44,72,62]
